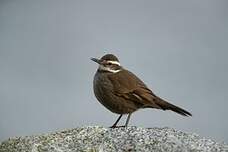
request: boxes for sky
[0,0,228,143]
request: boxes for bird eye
[108,63,112,65]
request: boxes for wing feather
[108,69,192,116]
[108,69,161,108]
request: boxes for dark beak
[91,57,101,64]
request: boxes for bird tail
[155,97,192,117]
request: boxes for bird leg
[125,113,132,127]
[110,114,122,128]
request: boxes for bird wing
[107,69,162,109]
[108,69,192,116]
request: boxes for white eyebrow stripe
[99,65,121,73]
[107,61,120,66]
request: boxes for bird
[91,54,192,128]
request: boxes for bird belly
[93,73,138,114]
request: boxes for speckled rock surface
[0,126,227,152]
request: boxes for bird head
[91,54,122,73]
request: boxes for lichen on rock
[0,126,227,152]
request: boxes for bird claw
[109,125,126,128]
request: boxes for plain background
[1,0,228,143]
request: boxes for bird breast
[93,71,138,114]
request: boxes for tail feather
[155,97,192,117]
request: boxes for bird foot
[109,125,126,128]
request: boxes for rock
[0,126,227,152]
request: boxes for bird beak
[91,58,101,64]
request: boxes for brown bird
[91,54,192,128]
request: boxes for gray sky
[0,0,228,143]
